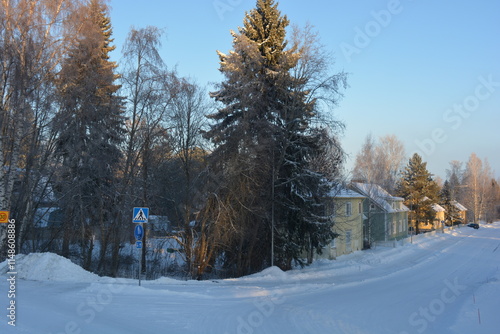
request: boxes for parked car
[467,223,480,229]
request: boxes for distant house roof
[328,185,365,199]
[351,182,409,213]
[452,201,467,211]
[421,197,446,213]
[431,203,446,212]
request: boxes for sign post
[133,208,149,286]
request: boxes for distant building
[350,183,409,248]
[422,203,446,232]
[451,201,467,224]
[319,186,366,259]
[148,215,171,237]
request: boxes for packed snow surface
[1,223,499,333]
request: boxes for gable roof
[328,185,365,199]
[421,197,446,213]
[431,203,446,212]
[350,182,409,213]
[452,200,467,211]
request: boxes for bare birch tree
[0,0,80,258]
[167,76,210,277]
[463,153,494,223]
[353,134,406,193]
[118,25,175,276]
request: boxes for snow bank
[231,266,288,283]
[248,266,288,280]
[0,253,101,282]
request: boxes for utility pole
[271,147,275,267]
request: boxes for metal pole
[138,223,142,286]
[138,252,142,286]
[271,155,275,268]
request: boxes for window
[346,202,352,216]
[358,202,362,214]
[370,203,375,210]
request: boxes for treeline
[353,135,500,231]
[0,0,347,279]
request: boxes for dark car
[467,223,480,229]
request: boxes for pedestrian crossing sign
[132,207,149,223]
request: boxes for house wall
[363,201,387,244]
[317,197,364,260]
[390,210,409,240]
[433,211,445,229]
[364,201,408,244]
[418,209,445,231]
[458,210,467,223]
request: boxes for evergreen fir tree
[396,153,439,235]
[441,180,460,225]
[54,0,124,268]
[206,0,336,274]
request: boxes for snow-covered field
[1,223,499,334]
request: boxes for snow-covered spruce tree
[440,180,460,225]
[54,0,124,270]
[396,153,439,235]
[205,0,342,274]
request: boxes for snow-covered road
[1,223,499,334]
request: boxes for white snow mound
[0,252,100,282]
[243,266,288,281]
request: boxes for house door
[346,230,352,253]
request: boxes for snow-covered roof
[431,203,446,212]
[328,185,365,199]
[351,182,409,213]
[452,201,467,212]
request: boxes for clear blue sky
[109,0,500,179]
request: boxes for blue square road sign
[133,207,149,223]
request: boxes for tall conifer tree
[54,0,124,269]
[396,153,439,235]
[441,180,460,225]
[206,0,337,273]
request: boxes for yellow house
[452,201,467,224]
[431,203,446,230]
[318,187,365,260]
[418,197,445,232]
